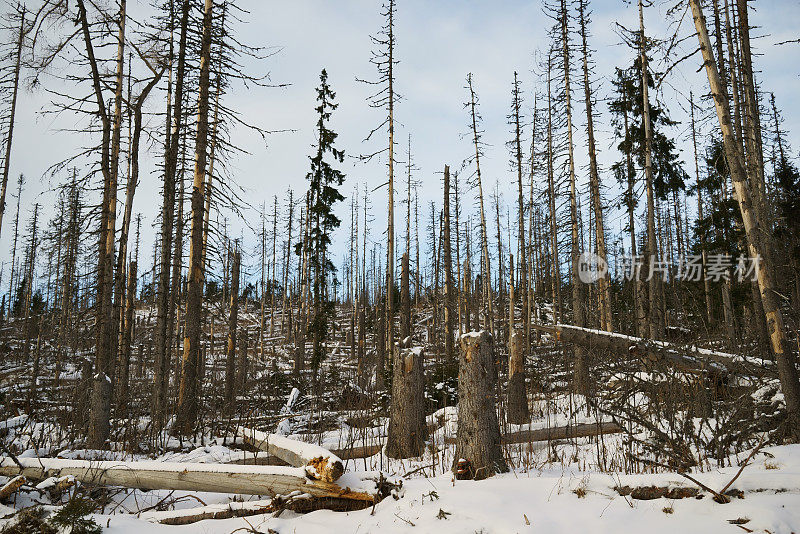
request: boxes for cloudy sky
[2,0,798,291]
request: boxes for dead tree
[175,0,213,435]
[638,0,664,340]
[577,0,612,332]
[453,331,508,479]
[116,261,137,413]
[225,247,240,411]
[689,0,800,441]
[465,74,494,334]
[385,335,426,459]
[0,4,26,242]
[443,165,455,363]
[506,256,530,424]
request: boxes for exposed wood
[0,457,375,503]
[0,475,25,502]
[237,427,345,482]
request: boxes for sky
[1,0,798,293]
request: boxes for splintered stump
[453,331,508,480]
[506,329,530,424]
[385,338,427,459]
[237,428,344,483]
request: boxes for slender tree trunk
[507,257,529,424]
[0,6,25,242]
[175,0,213,435]
[689,0,800,441]
[639,0,664,340]
[225,249,240,411]
[153,0,189,425]
[443,165,455,364]
[578,0,612,332]
[87,0,125,449]
[117,261,136,414]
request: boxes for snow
[39,444,799,533]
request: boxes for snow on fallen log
[0,457,374,503]
[237,427,344,482]
[442,421,623,446]
[532,323,770,376]
[0,415,29,431]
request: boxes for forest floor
[1,303,798,533]
[2,411,799,533]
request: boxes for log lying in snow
[237,427,344,482]
[0,457,375,504]
[443,421,623,446]
[531,323,771,376]
[500,421,622,445]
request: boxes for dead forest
[0,0,800,531]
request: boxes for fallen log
[443,421,623,445]
[0,457,375,504]
[227,444,384,466]
[237,427,344,482]
[531,323,770,376]
[501,421,623,445]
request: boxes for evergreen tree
[301,69,346,373]
[609,62,688,199]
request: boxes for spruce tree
[303,69,346,374]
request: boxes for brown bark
[385,338,426,458]
[175,0,213,435]
[443,165,455,363]
[453,331,508,479]
[116,261,137,413]
[225,249,240,411]
[506,263,529,424]
[689,0,800,441]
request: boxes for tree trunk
[116,261,136,414]
[639,0,664,340]
[0,6,25,242]
[453,331,508,479]
[385,338,426,458]
[506,263,529,424]
[443,165,455,364]
[175,0,213,435]
[400,252,411,340]
[689,0,800,441]
[153,0,189,426]
[225,249,240,411]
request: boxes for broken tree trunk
[237,427,344,482]
[531,323,769,376]
[385,338,427,458]
[506,269,530,424]
[453,331,508,479]
[0,457,374,502]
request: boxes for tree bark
[225,249,240,411]
[506,264,529,424]
[385,338,426,458]
[453,331,508,479]
[688,0,800,440]
[175,0,213,435]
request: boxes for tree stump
[385,338,426,458]
[506,328,529,424]
[453,331,508,479]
